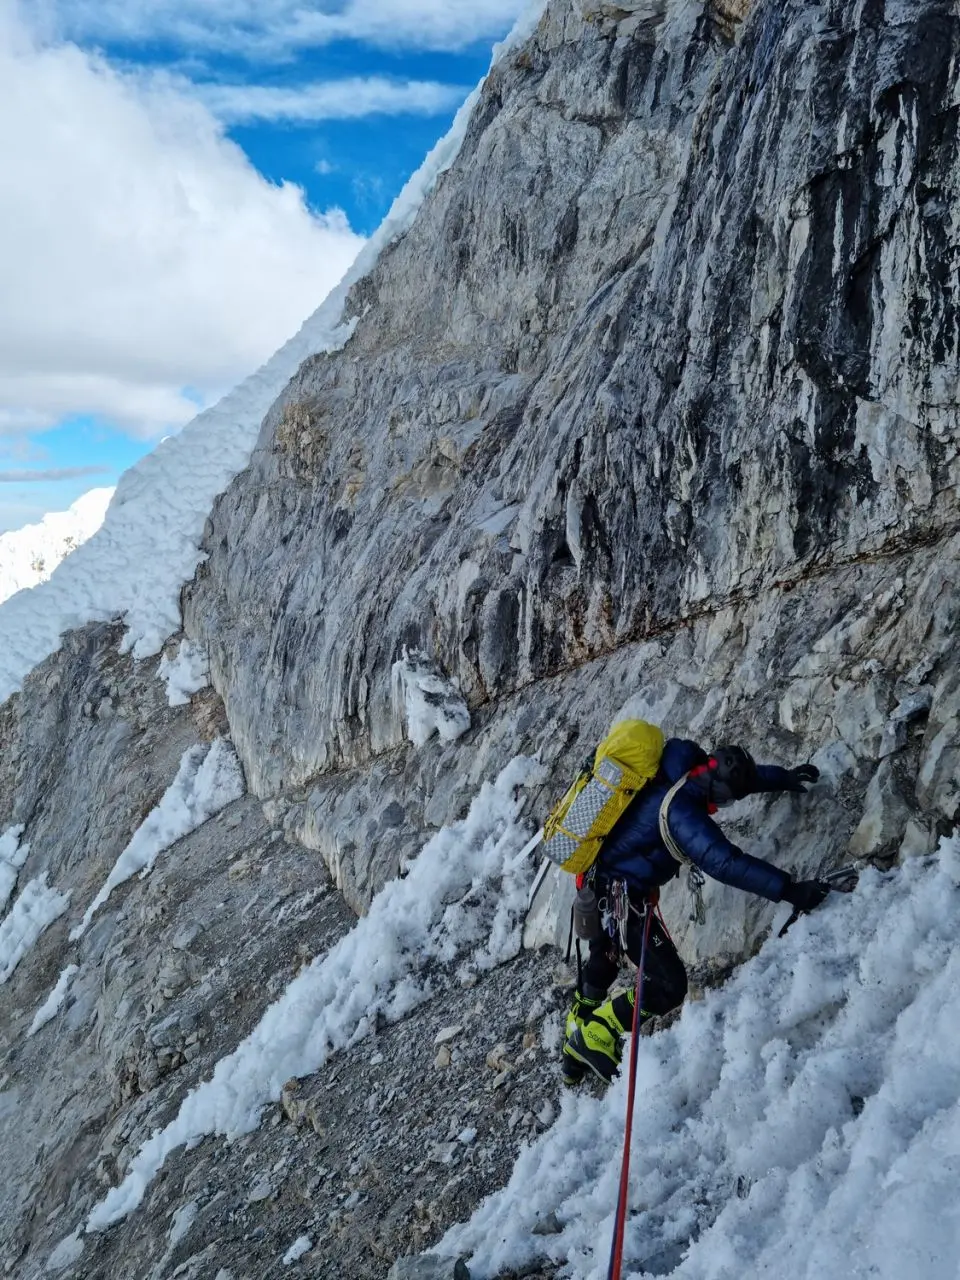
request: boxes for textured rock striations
[2,0,960,1276]
[188,0,959,911]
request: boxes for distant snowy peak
[0,488,114,605]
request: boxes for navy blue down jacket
[596,738,793,901]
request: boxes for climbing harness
[606,898,654,1280]
[658,772,707,925]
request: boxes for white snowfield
[437,838,960,1280]
[0,0,549,709]
[0,488,113,606]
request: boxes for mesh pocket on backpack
[544,831,578,864]
[565,772,617,838]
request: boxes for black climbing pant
[581,900,688,1030]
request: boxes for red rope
[606,901,654,1280]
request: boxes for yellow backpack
[542,720,665,875]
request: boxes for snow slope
[0,488,113,605]
[437,840,960,1280]
[0,0,549,707]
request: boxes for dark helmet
[707,745,757,803]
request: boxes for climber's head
[705,745,757,804]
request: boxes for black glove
[784,763,820,792]
[781,879,831,912]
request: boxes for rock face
[188,0,959,913]
[2,0,960,1276]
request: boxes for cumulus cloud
[192,75,469,124]
[35,0,527,57]
[0,3,366,439]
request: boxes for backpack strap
[658,772,706,925]
[658,772,693,865]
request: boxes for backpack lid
[599,720,664,778]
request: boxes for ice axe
[778,862,861,938]
[519,829,549,914]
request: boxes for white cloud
[0,3,366,438]
[0,466,107,482]
[36,0,527,57]
[192,75,469,124]
[0,373,206,441]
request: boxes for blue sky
[0,1,527,531]
[107,39,493,237]
[0,420,149,534]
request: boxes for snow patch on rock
[0,875,70,984]
[392,650,471,747]
[28,964,80,1036]
[281,1235,313,1266]
[0,823,30,914]
[158,638,210,707]
[45,1229,84,1272]
[71,738,245,939]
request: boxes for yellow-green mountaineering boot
[563,989,635,1084]
[560,990,603,1086]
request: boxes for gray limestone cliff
[2,0,960,1276]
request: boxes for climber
[562,740,828,1085]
